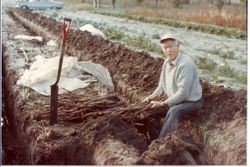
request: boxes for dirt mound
[138,129,209,165]
[3,9,247,165]
[200,81,246,123]
[5,89,149,164]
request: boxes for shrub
[195,56,218,71]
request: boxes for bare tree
[214,0,224,11]
[136,0,144,5]
[112,0,116,9]
[93,0,102,8]
[154,0,165,8]
[154,0,158,8]
[173,0,181,8]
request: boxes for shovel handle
[54,17,72,85]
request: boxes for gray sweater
[152,53,202,106]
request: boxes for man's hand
[150,101,168,108]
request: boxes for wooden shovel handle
[62,17,71,43]
[54,17,72,85]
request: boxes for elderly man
[143,33,203,138]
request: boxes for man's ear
[161,44,166,53]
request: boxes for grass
[102,27,125,40]
[122,34,162,54]
[205,48,235,59]
[216,63,247,84]
[195,56,247,84]
[235,73,247,84]
[217,63,236,78]
[50,12,58,18]
[218,51,235,59]
[239,57,247,65]
[195,56,218,71]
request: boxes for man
[143,33,203,138]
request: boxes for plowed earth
[2,9,246,165]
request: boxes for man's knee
[167,107,181,119]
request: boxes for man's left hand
[150,101,168,108]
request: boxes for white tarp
[79,24,106,39]
[46,39,57,47]
[14,35,43,42]
[17,55,114,96]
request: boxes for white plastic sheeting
[46,39,57,47]
[79,24,106,39]
[14,35,43,42]
[17,55,114,96]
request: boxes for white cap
[160,33,177,43]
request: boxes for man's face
[161,40,179,62]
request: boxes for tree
[112,0,116,9]
[136,0,144,5]
[240,0,247,5]
[154,0,158,8]
[93,0,102,8]
[173,0,181,8]
[214,0,224,11]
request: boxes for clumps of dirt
[8,88,150,164]
[10,9,61,38]
[200,80,246,124]
[137,129,209,165]
[26,114,148,165]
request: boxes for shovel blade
[50,84,58,125]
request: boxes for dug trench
[2,8,246,165]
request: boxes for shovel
[50,17,71,125]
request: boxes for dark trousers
[146,99,203,140]
[158,99,203,138]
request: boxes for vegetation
[92,11,246,39]
[195,56,218,71]
[195,57,247,84]
[61,0,246,39]
[235,72,247,84]
[215,63,247,84]
[103,27,125,40]
[204,48,235,59]
[122,34,162,54]
[239,58,247,65]
[217,63,236,78]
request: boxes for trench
[2,8,246,165]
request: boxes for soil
[2,8,246,165]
